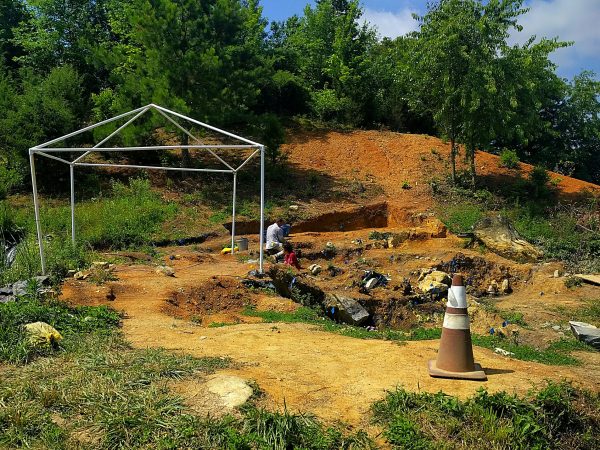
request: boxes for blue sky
[261,0,600,81]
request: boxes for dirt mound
[282,130,600,220]
[164,277,255,323]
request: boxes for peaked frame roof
[29,104,266,275]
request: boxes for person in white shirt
[265,218,286,261]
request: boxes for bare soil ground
[60,236,600,427]
[59,130,600,427]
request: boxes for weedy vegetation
[373,382,600,450]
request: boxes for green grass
[0,302,373,449]
[41,178,178,249]
[0,296,121,364]
[471,334,584,366]
[373,381,600,449]
[243,306,442,342]
[554,299,600,325]
[438,203,484,233]
[208,321,233,328]
[1,178,178,284]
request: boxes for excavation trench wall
[224,202,421,235]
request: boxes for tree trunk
[467,143,476,186]
[181,132,191,170]
[450,138,457,184]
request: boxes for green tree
[0,65,85,187]
[0,0,28,71]
[97,0,277,163]
[12,0,113,93]
[285,0,376,124]
[554,72,600,182]
[413,0,566,185]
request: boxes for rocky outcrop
[0,276,51,303]
[268,266,325,307]
[473,216,543,263]
[570,321,600,350]
[417,270,451,294]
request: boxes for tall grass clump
[0,237,89,286]
[373,382,600,449]
[508,200,600,272]
[40,177,177,248]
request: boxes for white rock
[205,375,253,408]
[494,347,515,357]
[289,205,299,211]
[156,266,175,277]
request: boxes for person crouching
[265,218,286,262]
[283,242,301,270]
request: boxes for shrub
[499,149,520,169]
[529,165,551,198]
[0,165,21,199]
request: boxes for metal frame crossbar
[29,103,266,274]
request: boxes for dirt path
[60,253,599,427]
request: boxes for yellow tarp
[24,322,62,347]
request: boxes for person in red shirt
[283,242,301,270]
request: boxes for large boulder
[473,216,543,263]
[205,375,253,408]
[324,294,370,326]
[569,321,600,350]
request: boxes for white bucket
[235,238,249,251]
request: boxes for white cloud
[362,7,419,39]
[510,0,600,76]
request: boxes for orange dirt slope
[282,130,600,213]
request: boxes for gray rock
[569,321,600,350]
[12,280,29,296]
[0,295,15,304]
[34,276,50,286]
[0,285,13,296]
[552,325,561,331]
[268,266,325,307]
[325,294,370,326]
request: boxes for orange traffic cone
[428,274,487,381]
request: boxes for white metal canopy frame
[29,103,266,274]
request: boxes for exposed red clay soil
[282,130,600,216]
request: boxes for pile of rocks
[0,275,51,303]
